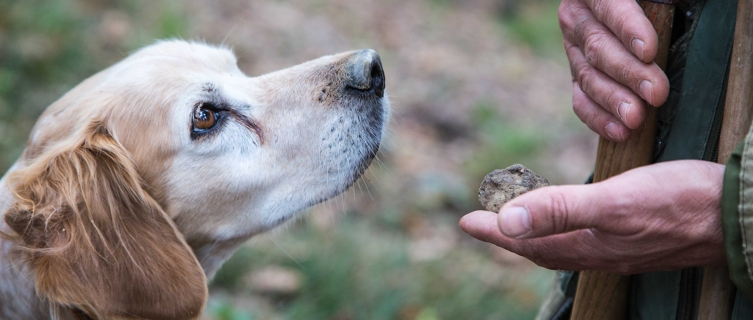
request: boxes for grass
[0,0,194,173]
[498,0,565,57]
[210,217,552,319]
[465,101,547,191]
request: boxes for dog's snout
[345,49,385,98]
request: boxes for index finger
[585,0,658,63]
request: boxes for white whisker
[271,237,305,270]
[362,176,375,202]
[221,23,240,47]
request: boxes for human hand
[559,0,670,141]
[459,160,725,274]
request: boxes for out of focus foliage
[211,217,552,320]
[0,0,186,170]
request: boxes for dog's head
[2,40,388,319]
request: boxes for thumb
[497,184,613,239]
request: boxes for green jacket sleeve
[723,139,753,301]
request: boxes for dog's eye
[193,104,217,130]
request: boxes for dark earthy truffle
[478,164,549,213]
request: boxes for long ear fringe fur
[2,123,207,320]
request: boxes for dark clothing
[539,0,753,318]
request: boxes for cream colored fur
[0,40,388,319]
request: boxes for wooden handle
[715,0,753,163]
[698,0,753,318]
[570,2,675,319]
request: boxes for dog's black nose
[345,49,385,98]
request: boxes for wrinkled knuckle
[583,33,606,65]
[602,5,634,40]
[575,64,596,91]
[548,191,571,233]
[591,0,605,18]
[571,15,590,43]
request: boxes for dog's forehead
[126,40,239,74]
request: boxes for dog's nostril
[370,57,385,98]
[345,49,386,98]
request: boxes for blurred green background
[0,0,597,319]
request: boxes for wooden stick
[570,1,675,319]
[715,0,753,162]
[698,0,753,318]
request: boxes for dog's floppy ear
[4,124,207,319]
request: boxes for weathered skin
[478,164,549,213]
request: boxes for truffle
[478,164,549,213]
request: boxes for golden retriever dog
[0,40,388,319]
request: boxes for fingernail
[499,207,532,238]
[618,102,630,124]
[632,38,645,61]
[606,122,622,140]
[640,80,653,102]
